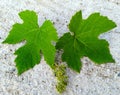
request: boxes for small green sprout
[53,63,68,93]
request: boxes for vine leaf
[3,10,58,75]
[56,11,116,72]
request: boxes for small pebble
[117,73,120,77]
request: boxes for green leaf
[56,11,116,72]
[3,10,58,75]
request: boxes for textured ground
[0,0,120,95]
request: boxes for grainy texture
[0,0,120,95]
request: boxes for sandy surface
[0,0,120,95]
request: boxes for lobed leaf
[3,10,58,75]
[56,11,116,72]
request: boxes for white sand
[0,0,120,95]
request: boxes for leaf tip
[18,10,38,22]
[16,65,24,76]
[110,58,116,63]
[2,40,6,44]
[17,72,22,76]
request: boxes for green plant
[3,10,116,93]
[56,11,116,72]
[3,10,58,75]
